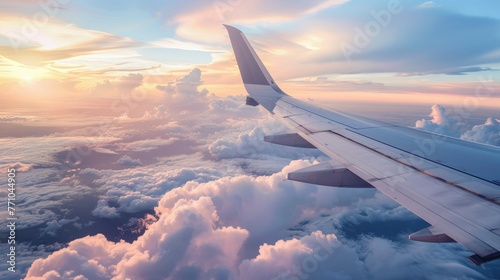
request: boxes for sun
[17,70,42,83]
[22,74,34,83]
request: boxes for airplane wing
[224,24,500,265]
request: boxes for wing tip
[223,24,241,33]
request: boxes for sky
[0,0,500,279]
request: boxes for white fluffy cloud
[239,230,367,280]
[416,104,500,146]
[27,197,248,280]
[461,117,500,146]
[415,104,462,137]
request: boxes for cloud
[415,104,462,137]
[415,104,500,146]
[24,161,337,279]
[0,16,140,67]
[461,117,500,146]
[91,73,144,96]
[207,117,321,174]
[397,66,495,77]
[321,6,500,74]
[361,237,485,280]
[120,138,179,152]
[0,162,34,172]
[40,217,80,237]
[418,1,440,9]
[0,14,163,82]
[204,4,500,80]
[0,242,67,280]
[27,197,249,280]
[208,118,305,159]
[114,155,143,166]
[91,200,121,218]
[87,164,226,216]
[155,68,211,111]
[0,115,34,122]
[150,38,224,52]
[0,136,118,229]
[239,231,366,280]
[166,0,348,43]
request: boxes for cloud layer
[25,160,489,280]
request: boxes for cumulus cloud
[92,73,145,97]
[239,231,365,280]
[27,197,248,280]
[415,104,500,146]
[155,68,211,112]
[415,104,462,137]
[92,200,121,218]
[461,117,500,146]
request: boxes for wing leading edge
[224,25,500,265]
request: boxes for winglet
[224,24,286,112]
[224,24,276,86]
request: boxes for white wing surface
[224,25,500,265]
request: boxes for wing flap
[287,161,373,188]
[264,133,316,148]
[410,226,456,243]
